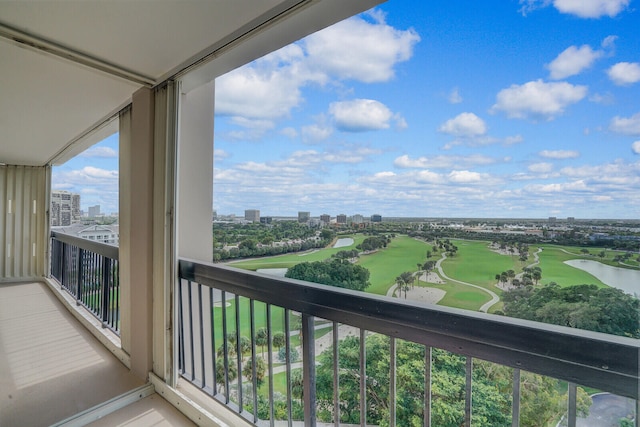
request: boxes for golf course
[226,234,636,314]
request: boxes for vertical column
[177,81,214,263]
[120,87,155,380]
[175,80,213,390]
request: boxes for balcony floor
[0,281,194,427]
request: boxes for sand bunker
[400,287,446,304]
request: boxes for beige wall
[0,165,48,281]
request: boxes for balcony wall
[0,165,48,282]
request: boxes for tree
[256,327,268,354]
[396,271,415,299]
[272,332,285,351]
[502,283,640,338]
[242,357,266,388]
[313,333,585,427]
[285,259,371,292]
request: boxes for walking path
[435,253,500,313]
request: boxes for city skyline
[53,0,640,219]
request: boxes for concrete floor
[0,281,193,427]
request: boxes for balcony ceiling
[0,0,382,167]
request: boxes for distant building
[260,216,272,224]
[336,214,347,224]
[371,214,382,222]
[548,217,557,225]
[51,190,81,226]
[352,214,364,224]
[52,223,119,245]
[320,214,331,224]
[567,217,575,223]
[245,209,260,222]
[298,211,310,223]
[88,205,101,217]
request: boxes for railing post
[76,247,84,304]
[101,257,111,328]
[302,313,316,427]
[60,240,66,288]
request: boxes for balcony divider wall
[0,164,48,282]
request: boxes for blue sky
[54,0,640,219]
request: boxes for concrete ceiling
[0,0,382,167]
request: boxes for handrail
[179,258,639,400]
[51,230,118,260]
[50,231,120,334]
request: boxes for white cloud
[519,0,629,17]
[438,113,487,137]
[491,79,587,120]
[553,0,630,18]
[329,99,402,132]
[301,124,334,142]
[610,112,640,135]
[304,11,420,83]
[223,117,276,141]
[528,162,554,173]
[280,127,298,138]
[448,170,484,183]
[214,149,230,160]
[216,63,306,121]
[633,141,640,154]
[547,45,602,79]
[79,146,118,158]
[539,149,580,159]
[394,154,501,169]
[607,62,640,86]
[448,87,463,104]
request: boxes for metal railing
[177,258,639,427]
[50,231,120,334]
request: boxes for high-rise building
[352,214,364,224]
[336,214,347,224]
[88,205,101,217]
[298,211,310,223]
[51,190,81,226]
[245,209,260,222]
[320,214,331,224]
[371,214,382,222]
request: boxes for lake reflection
[564,259,640,296]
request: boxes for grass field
[537,245,608,288]
[356,236,430,295]
[444,240,521,288]
[224,236,634,315]
[434,281,492,311]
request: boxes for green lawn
[356,235,430,295]
[443,240,521,289]
[433,281,492,311]
[212,299,291,342]
[537,245,608,288]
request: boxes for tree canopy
[285,259,371,291]
[314,334,590,426]
[502,283,640,338]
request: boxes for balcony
[175,258,638,426]
[0,227,637,426]
[1,1,638,426]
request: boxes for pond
[333,238,354,248]
[564,259,640,296]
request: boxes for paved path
[435,253,500,313]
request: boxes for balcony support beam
[120,87,155,380]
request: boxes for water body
[333,238,354,248]
[256,268,288,278]
[564,260,640,296]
